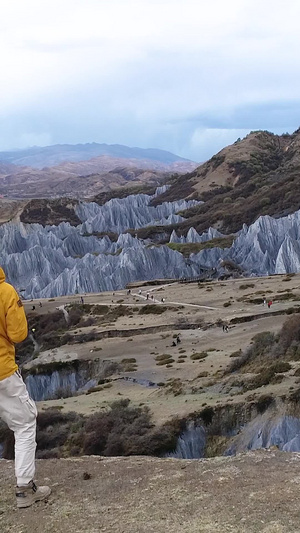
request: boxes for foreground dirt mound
[0,450,299,532]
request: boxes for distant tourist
[31,305,35,310]
[138,289,142,295]
[39,301,42,308]
[263,298,266,306]
[146,292,150,300]
[0,266,51,508]
[268,300,273,309]
[80,296,84,304]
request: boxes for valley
[2,131,300,471]
[11,273,300,457]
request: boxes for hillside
[16,273,300,423]
[0,165,172,200]
[149,129,300,237]
[0,143,197,200]
[0,451,298,532]
[0,142,194,168]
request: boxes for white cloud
[0,0,300,159]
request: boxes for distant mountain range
[0,142,194,169]
[0,143,198,199]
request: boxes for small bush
[91,305,109,315]
[229,350,242,358]
[239,283,255,290]
[156,359,175,366]
[255,394,274,414]
[82,399,178,456]
[196,371,209,378]
[190,352,208,360]
[279,315,300,350]
[139,305,166,315]
[155,354,172,361]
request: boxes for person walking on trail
[0,267,51,508]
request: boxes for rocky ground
[22,273,300,422]
[0,450,300,533]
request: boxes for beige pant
[0,371,37,485]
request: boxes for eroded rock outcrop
[2,188,300,298]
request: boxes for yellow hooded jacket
[0,267,28,381]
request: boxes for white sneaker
[16,480,51,508]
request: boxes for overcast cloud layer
[1,0,300,161]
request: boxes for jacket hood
[0,267,6,284]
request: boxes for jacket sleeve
[4,286,28,343]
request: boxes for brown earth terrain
[1,275,300,532]
[0,154,197,200]
[0,199,27,224]
[20,273,300,422]
[0,165,170,199]
[0,450,300,532]
[148,129,300,237]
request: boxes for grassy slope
[146,129,300,237]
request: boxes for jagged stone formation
[167,411,300,458]
[172,209,300,276]
[0,189,200,298]
[76,186,198,234]
[1,186,300,298]
[169,227,223,244]
[166,422,206,459]
[225,413,300,454]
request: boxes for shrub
[279,315,300,350]
[245,362,289,391]
[165,379,183,396]
[200,406,214,425]
[225,331,276,374]
[239,283,255,290]
[139,305,166,315]
[82,399,178,456]
[268,361,291,373]
[229,350,242,358]
[155,354,172,361]
[254,394,274,414]
[190,352,208,360]
[156,359,175,366]
[91,305,109,315]
[1,402,182,460]
[196,371,209,378]
[78,316,95,328]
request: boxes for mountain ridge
[0,142,195,168]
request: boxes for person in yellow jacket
[0,267,51,508]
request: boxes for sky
[1,0,300,162]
